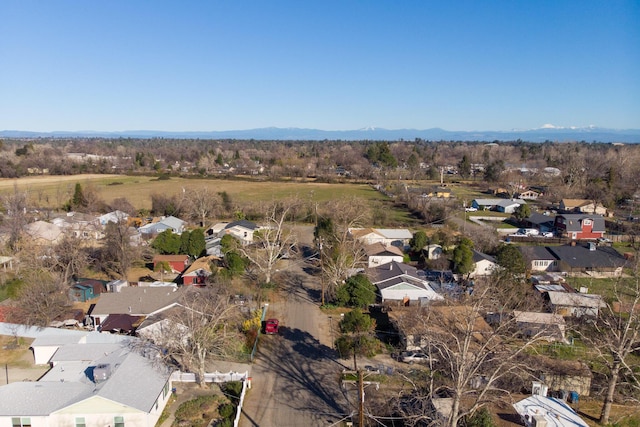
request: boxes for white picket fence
[170,370,248,383]
[170,370,250,427]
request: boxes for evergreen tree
[453,237,474,275]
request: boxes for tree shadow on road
[257,326,351,423]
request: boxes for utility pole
[341,368,379,427]
[319,239,325,306]
[358,369,365,427]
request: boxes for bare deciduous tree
[240,199,299,285]
[573,265,640,424]
[184,186,221,227]
[143,287,243,387]
[102,219,139,279]
[48,235,91,283]
[1,184,29,250]
[392,287,558,427]
[8,270,69,327]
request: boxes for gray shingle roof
[92,286,183,316]
[556,214,605,232]
[472,250,496,264]
[518,246,557,262]
[0,340,172,416]
[546,244,626,269]
[0,382,92,415]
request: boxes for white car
[399,351,437,364]
[541,232,554,238]
[464,207,478,212]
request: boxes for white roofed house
[367,261,443,306]
[0,338,173,427]
[350,228,413,249]
[98,210,129,225]
[138,215,186,235]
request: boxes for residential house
[471,198,527,213]
[469,250,498,278]
[546,243,626,276]
[518,246,558,272]
[560,198,610,216]
[350,228,413,249]
[23,221,64,245]
[367,261,442,305]
[98,210,129,225]
[425,244,443,260]
[528,356,592,397]
[219,220,260,245]
[0,336,173,427]
[52,212,104,240]
[554,213,606,240]
[138,216,186,235]
[513,395,589,427]
[544,291,606,318]
[365,243,404,268]
[90,286,183,327]
[512,311,567,343]
[517,189,541,200]
[388,305,492,351]
[153,254,190,274]
[180,255,219,285]
[523,212,556,234]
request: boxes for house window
[583,219,591,225]
[12,418,31,427]
[75,417,86,427]
[114,416,125,427]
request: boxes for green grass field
[0,174,388,212]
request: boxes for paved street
[240,235,353,427]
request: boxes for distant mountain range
[1,126,639,143]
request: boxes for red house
[153,254,190,274]
[554,214,605,240]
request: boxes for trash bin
[569,391,579,403]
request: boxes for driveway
[240,230,352,427]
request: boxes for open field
[0,174,387,212]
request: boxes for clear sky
[1,0,639,132]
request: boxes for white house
[0,339,173,427]
[350,228,413,249]
[138,215,186,235]
[367,261,442,305]
[513,395,588,427]
[469,250,498,278]
[365,243,404,268]
[98,210,129,225]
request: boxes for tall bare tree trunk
[600,361,620,424]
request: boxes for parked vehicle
[264,318,279,334]
[398,351,437,364]
[464,207,478,212]
[540,231,554,238]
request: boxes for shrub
[223,381,243,401]
[218,403,235,419]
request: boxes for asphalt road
[239,237,353,427]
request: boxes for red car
[264,318,279,334]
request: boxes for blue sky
[1,1,639,132]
